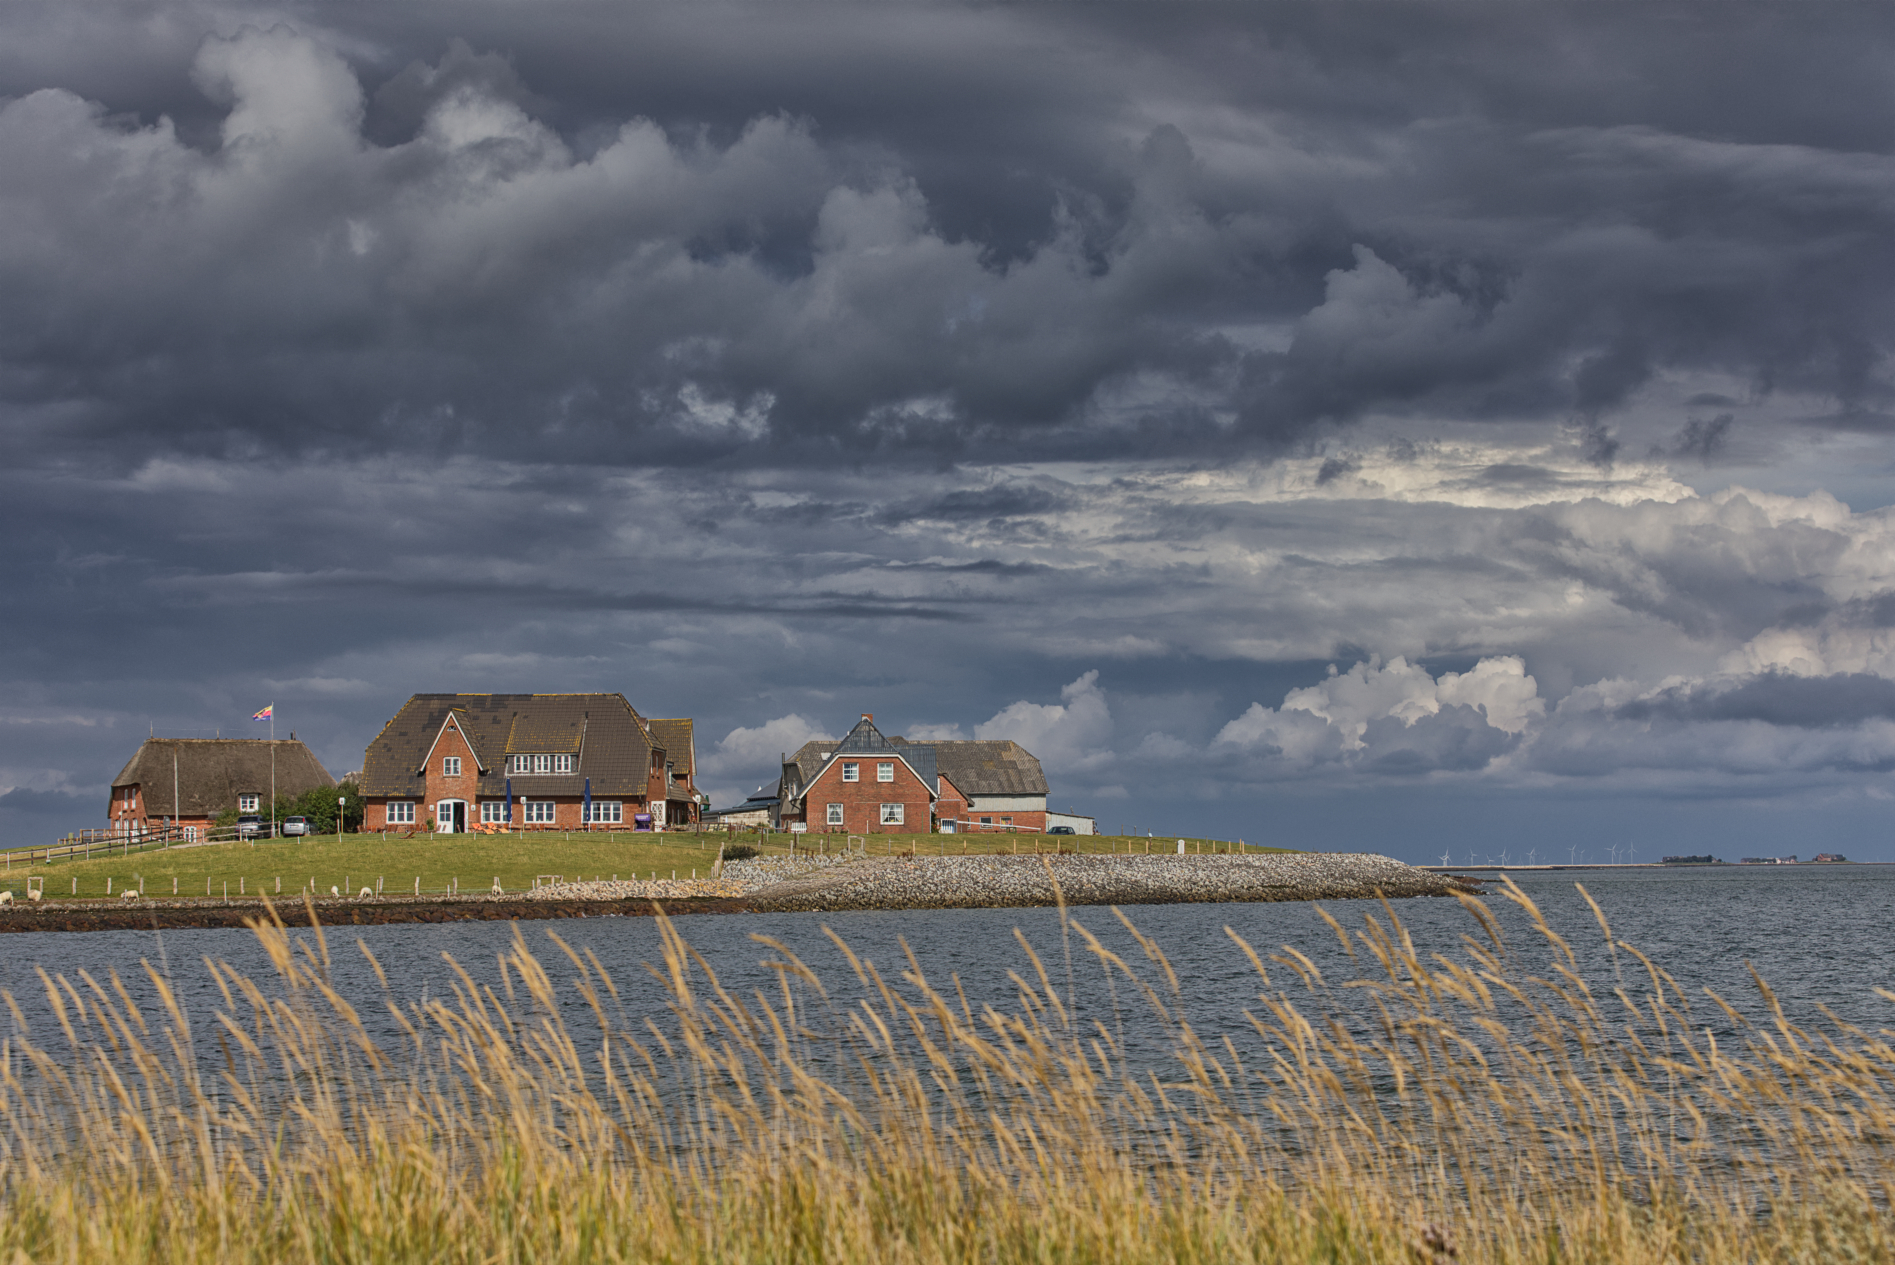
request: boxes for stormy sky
[7,0,1895,862]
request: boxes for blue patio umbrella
[505,778,513,828]
[583,778,592,829]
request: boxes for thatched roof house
[109,738,336,833]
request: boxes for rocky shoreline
[0,853,1475,933]
[725,851,1475,912]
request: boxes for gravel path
[721,852,1471,912]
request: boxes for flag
[583,777,592,828]
[252,705,273,721]
[505,778,513,826]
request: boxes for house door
[438,800,466,834]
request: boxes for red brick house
[358,694,703,833]
[109,738,336,839]
[775,715,1053,833]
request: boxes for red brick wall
[803,755,934,833]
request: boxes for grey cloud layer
[6,3,1895,470]
[8,1,1895,856]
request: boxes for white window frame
[877,762,894,782]
[841,762,859,782]
[238,794,259,813]
[533,754,552,774]
[554,754,574,773]
[387,802,415,825]
[827,802,845,825]
[523,800,556,824]
[586,800,622,824]
[443,756,461,777]
[880,803,904,825]
[480,801,507,824]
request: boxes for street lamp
[337,796,345,841]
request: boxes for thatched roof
[111,739,336,816]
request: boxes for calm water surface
[0,864,1888,1068]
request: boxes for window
[443,756,461,777]
[387,802,415,825]
[827,803,845,825]
[533,754,552,774]
[480,801,508,824]
[1001,817,1013,826]
[881,803,904,825]
[877,762,894,782]
[842,762,859,782]
[586,801,622,824]
[554,754,574,773]
[508,755,528,774]
[238,794,259,813]
[523,801,556,824]
[980,816,992,825]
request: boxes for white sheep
[358,887,374,899]
[329,885,341,897]
[120,889,139,901]
[491,879,504,894]
[0,891,13,905]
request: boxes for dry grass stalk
[0,877,1886,1262]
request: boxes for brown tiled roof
[647,718,698,803]
[359,694,661,799]
[647,719,694,773]
[112,739,335,817]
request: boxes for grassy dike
[5,831,1289,900]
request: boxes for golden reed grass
[0,877,1888,1263]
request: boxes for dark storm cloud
[3,2,1895,469]
[1617,672,1895,729]
[10,1,1895,858]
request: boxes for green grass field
[4,830,1290,900]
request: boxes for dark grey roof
[834,718,939,788]
[899,739,1048,797]
[112,739,335,816]
[359,694,662,798]
[778,726,1049,803]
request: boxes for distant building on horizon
[109,737,336,840]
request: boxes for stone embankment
[0,853,1472,934]
[523,877,746,901]
[723,852,1473,913]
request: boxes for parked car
[282,816,312,837]
[1047,825,1076,836]
[236,815,268,838]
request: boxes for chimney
[861,713,872,722]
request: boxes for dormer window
[554,754,574,773]
[842,762,859,782]
[534,754,551,774]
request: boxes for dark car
[236,814,268,838]
[1047,825,1077,836]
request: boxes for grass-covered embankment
[0,879,1886,1263]
[7,830,1281,900]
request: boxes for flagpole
[270,709,276,839]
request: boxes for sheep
[358,887,374,899]
[491,879,504,894]
[119,889,139,901]
[329,886,341,897]
[0,891,12,905]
